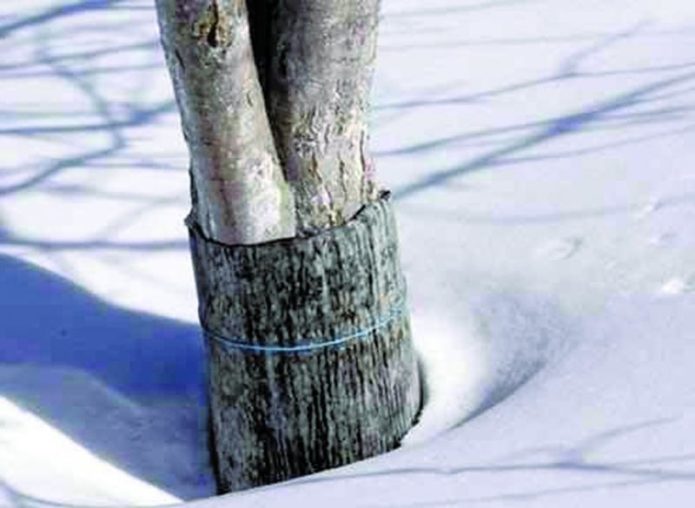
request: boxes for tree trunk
[155,0,421,493]
[249,0,380,235]
[155,0,295,245]
[187,193,420,491]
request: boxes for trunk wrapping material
[186,192,421,492]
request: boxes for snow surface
[1,0,695,506]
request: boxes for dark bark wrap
[187,193,421,492]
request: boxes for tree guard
[187,192,421,491]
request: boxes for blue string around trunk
[203,300,407,355]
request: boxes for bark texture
[157,0,421,492]
[155,0,295,244]
[249,0,381,235]
[188,194,421,491]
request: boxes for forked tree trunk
[155,0,421,492]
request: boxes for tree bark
[155,0,421,494]
[155,0,295,244]
[249,0,380,235]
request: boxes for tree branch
[251,0,381,234]
[156,0,295,244]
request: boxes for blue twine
[204,300,406,355]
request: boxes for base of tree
[187,192,421,493]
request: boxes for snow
[1,0,695,506]
[0,394,180,506]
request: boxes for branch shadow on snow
[0,0,178,209]
[390,68,695,201]
[281,417,695,506]
[1,2,217,503]
[0,254,215,501]
[374,22,695,201]
[383,0,537,20]
[1,1,693,505]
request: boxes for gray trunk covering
[187,192,421,492]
